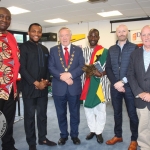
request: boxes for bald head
[140,25,150,49]
[141,25,150,35]
[116,24,128,42]
[116,24,128,32]
[0,7,11,33]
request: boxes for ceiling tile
[0,0,31,7]
[88,6,114,13]
[76,1,110,9]
[107,0,136,5]
[0,0,149,28]
[136,0,150,2]
[111,2,140,10]
[142,7,150,13]
[138,1,150,7]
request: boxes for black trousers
[0,90,16,149]
[23,96,48,146]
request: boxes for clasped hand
[60,72,73,85]
[34,79,49,90]
[114,81,125,92]
[93,70,105,77]
[139,92,150,102]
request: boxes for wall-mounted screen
[26,35,29,41]
[40,33,57,42]
[14,34,24,43]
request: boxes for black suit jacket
[20,41,50,98]
[127,47,150,110]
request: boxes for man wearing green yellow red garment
[81,28,110,144]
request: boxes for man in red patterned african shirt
[0,7,20,150]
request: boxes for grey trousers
[137,107,150,150]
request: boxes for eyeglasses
[0,14,11,21]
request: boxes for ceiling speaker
[88,0,108,3]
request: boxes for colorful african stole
[80,45,108,108]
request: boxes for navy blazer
[127,47,150,110]
[48,44,84,96]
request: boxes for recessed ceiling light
[97,10,122,17]
[68,0,88,3]
[44,18,68,23]
[7,6,30,15]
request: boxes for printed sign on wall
[130,30,143,47]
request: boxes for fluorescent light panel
[97,10,122,17]
[7,6,30,15]
[68,0,88,3]
[44,18,68,23]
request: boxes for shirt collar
[62,44,71,53]
[117,41,126,47]
[116,39,128,46]
[143,45,146,51]
[117,40,128,51]
[143,45,150,52]
[62,44,71,49]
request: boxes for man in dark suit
[48,27,84,145]
[127,25,150,150]
[20,23,56,150]
[105,24,138,150]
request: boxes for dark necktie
[64,47,69,66]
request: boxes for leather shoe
[71,137,81,145]
[86,132,95,140]
[106,136,123,145]
[12,148,18,150]
[29,145,37,150]
[128,141,138,150]
[96,134,103,143]
[58,137,68,145]
[3,147,18,150]
[39,138,57,146]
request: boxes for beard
[118,35,127,41]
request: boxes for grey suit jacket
[127,47,150,110]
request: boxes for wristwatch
[136,95,139,98]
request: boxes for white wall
[44,20,116,50]
[9,19,150,50]
[9,22,29,32]
[44,22,89,50]
[111,20,150,31]
[44,19,150,50]
[9,22,46,32]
